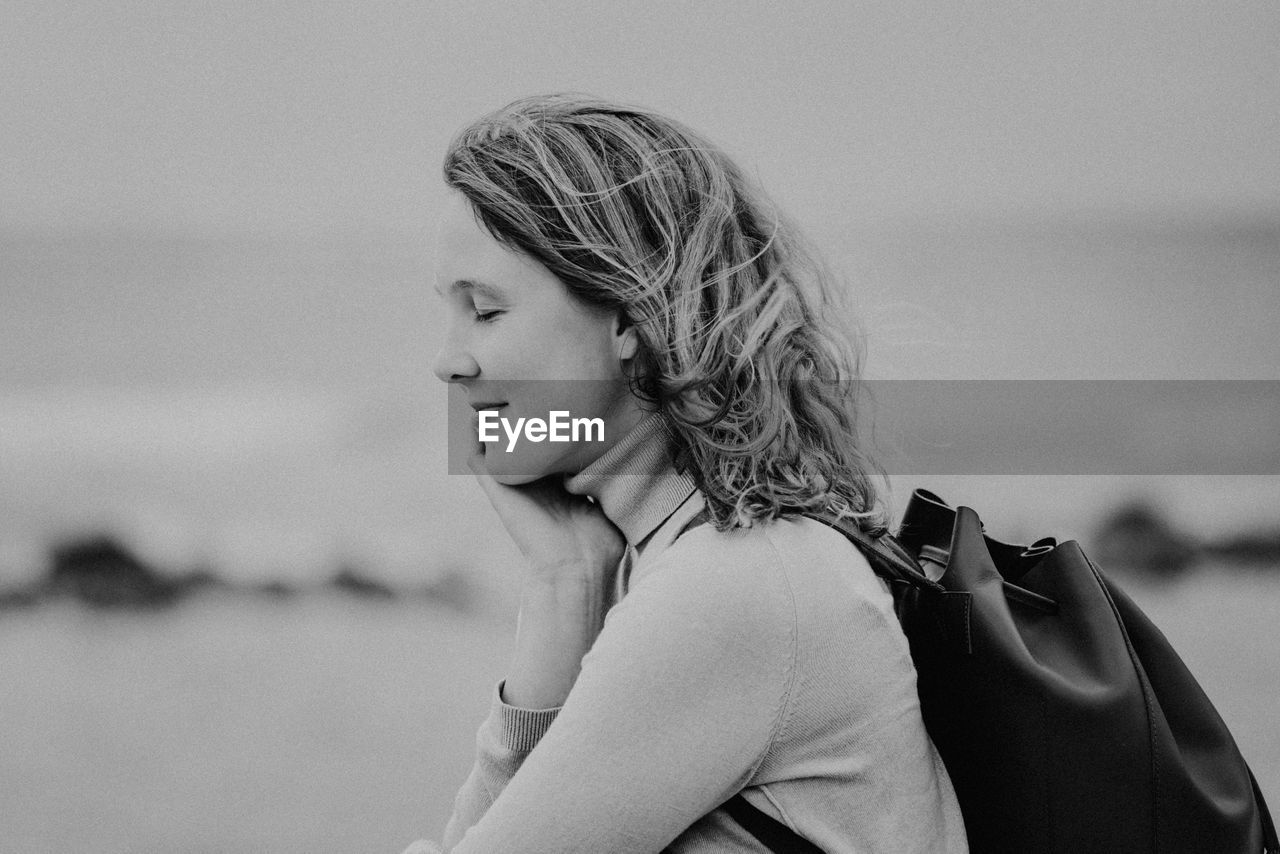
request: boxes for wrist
[504,564,614,710]
[517,567,611,624]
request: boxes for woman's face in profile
[432,192,642,484]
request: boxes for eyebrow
[435,278,506,301]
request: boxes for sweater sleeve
[439,680,563,849]
[438,542,798,853]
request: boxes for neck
[563,411,699,546]
[565,397,651,476]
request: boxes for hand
[469,456,626,583]
[468,457,626,709]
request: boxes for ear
[613,313,639,362]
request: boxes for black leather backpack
[718,489,1278,854]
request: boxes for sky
[2,0,1277,389]
[2,0,1277,239]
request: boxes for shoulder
[646,512,880,598]
[638,513,904,657]
[630,515,802,609]
[578,513,804,737]
[622,513,886,638]
[619,520,796,638]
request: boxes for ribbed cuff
[492,679,562,752]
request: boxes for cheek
[480,310,620,382]
[558,331,625,381]
[554,382,633,436]
[490,317,562,368]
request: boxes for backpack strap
[799,512,947,595]
[676,509,944,594]
[721,793,825,854]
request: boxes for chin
[486,470,546,486]
[477,443,582,485]
[476,451,560,486]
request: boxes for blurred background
[1,1,1277,851]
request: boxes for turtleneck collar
[563,411,698,547]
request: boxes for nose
[431,329,480,384]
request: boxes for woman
[405,94,966,853]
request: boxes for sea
[1,218,1277,852]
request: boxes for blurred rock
[1203,529,1280,567]
[172,567,228,595]
[1091,500,1198,579]
[47,535,183,607]
[330,567,396,599]
[253,579,297,598]
[0,585,42,609]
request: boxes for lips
[468,402,507,412]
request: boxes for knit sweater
[413,413,967,853]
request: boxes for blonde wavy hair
[444,94,887,533]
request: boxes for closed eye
[473,308,503,323]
